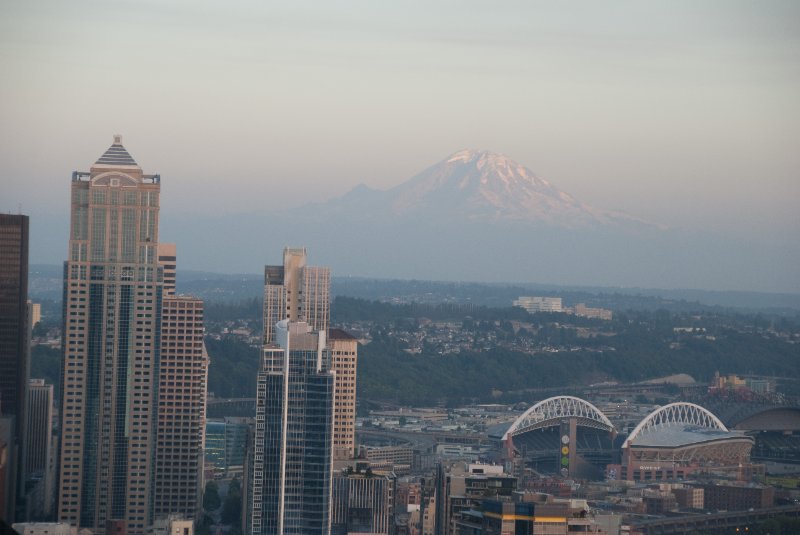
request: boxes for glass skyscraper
[205,418,249,477]
[249,320,335,535]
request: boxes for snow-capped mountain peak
[326,149,654,229]
[378,149,641,227]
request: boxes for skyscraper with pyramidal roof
[58,136,162,533]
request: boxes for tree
[221,479,243,525]
[196,514,214,535]
[203,480,221,512]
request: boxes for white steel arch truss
[624,402,728,448]
[503,396,615,440]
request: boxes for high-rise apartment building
[0,213,30,522]
[154,246,207,520]
[328,330,357,461]
[263,248,330,345]
[249,320,335,535]
[58,137,162,533]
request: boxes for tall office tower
[249,321,334,535]
[327,330,357,461]
[154,295,207,520]
[0,213,30,522]
[25,379,55,518]
[58,136,162,533]
[156,243,176,298]
[263,248,330,345]
[24,380,52,481]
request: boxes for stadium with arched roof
[492,396,618,479]
[614,402,753,482]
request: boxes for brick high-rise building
[0,213,30,522]
[263,248,330,345]
[58,136,162,533]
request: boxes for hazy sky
[2,1,798,273]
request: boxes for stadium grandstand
[490,396,618,480]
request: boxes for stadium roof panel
[630,424,752,448]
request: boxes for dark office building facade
[0,213,30,523]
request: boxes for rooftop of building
[329,328,357,340]
[93,135,139,167]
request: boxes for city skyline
[1,2,798,293]
[5,138,800,534]
[2,3,800,530]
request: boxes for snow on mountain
[330,149,655,229]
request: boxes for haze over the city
[1,1,798,292]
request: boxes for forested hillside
[29,296,800,405]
